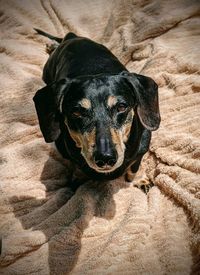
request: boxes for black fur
[33,29,160,183]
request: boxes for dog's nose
[94,152,117,168]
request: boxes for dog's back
[41,32,126,83]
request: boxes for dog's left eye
[116,103,128,113]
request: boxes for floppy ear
[123,72,160,131]
[33,79,68,143]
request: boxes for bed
[0,0,200,274]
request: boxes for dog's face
[33,72,160,173]
[62,76,135,173]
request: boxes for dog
[33,29,160,189]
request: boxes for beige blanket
[0,0,200,274]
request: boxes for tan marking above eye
[107,95,117,108]
[79,98,91,109]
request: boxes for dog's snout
[94,137,117,168]
[94,151,117,168]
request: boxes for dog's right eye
[71,106,87,119]
[72,110,82,118]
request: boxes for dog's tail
[34,28,77,43]
[34,28,63,43]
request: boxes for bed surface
[0,0,200,274]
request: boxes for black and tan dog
[33,29,160,189]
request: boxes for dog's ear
[122,72,160,131]
[33,79,69,143]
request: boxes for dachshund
[33,29,160,190]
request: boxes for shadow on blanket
[9,151,130,273]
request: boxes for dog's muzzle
[93,137,117,170]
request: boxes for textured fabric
[0,0,200,274]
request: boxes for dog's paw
[134,177,154,194]
[140,182,154,194]
[126,164,154,194]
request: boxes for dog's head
[33,72,160,173]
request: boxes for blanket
[0,0,200,274]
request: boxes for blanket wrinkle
[0,0,200,274]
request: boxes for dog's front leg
[125,157,154,194]
[67,162,89,192]
[125,156,142,182]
